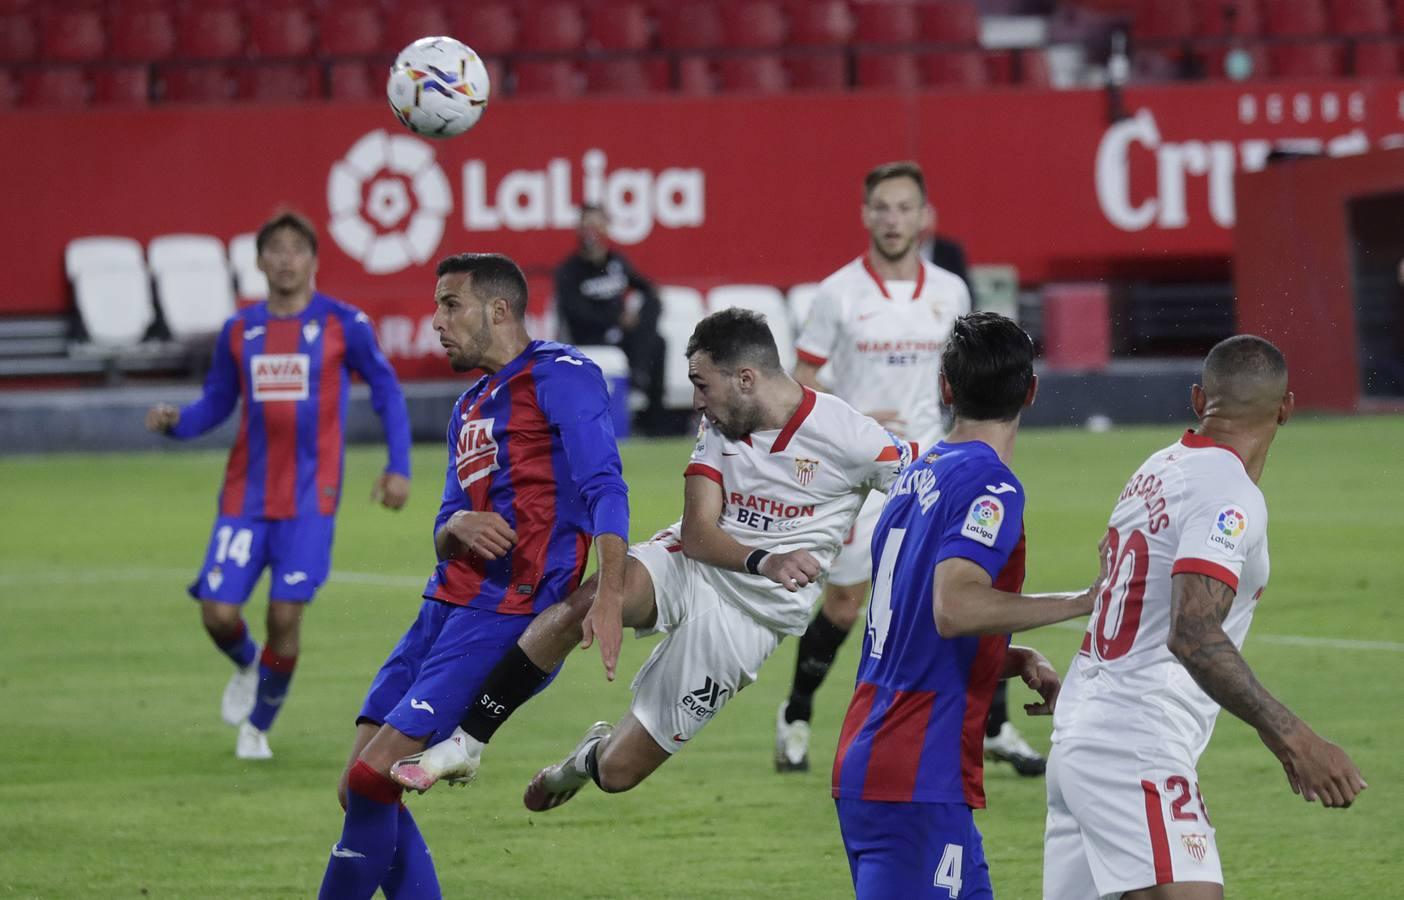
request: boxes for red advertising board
[3,82,1400,378]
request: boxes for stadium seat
[20,67,88,107]
[708,284,795,369]
[919,50,988,87]
[247,6,315,59]
[148,234,237,341]
[854,2,919,43]
[788,0,854,46]
[1202,42,1271,76]
[0,69,17,107]
[160,64,234,103]
[1196,0,1264,35]
[918,0,982,44]
[1353,38,1402,72]
[65,236,144,279]
[658,285,706,408]
[317,4,383,56]
[1263,0,1329,35]
[1020,48,1053,87]
[41,9,105,62]
[227,233,269,300]
[0,12,37,62]
[718,55,788,92]
[91,65,150,105]
[589,2,652,50]
[787,52,847,89]
[1328,0,1392,33]
[857,51,920,89]
[513,59,581,96]
[786,282,820,331]
[658,3,723,50]
[721,1,786,47]
[73,268,157,348]
[1394,0,1404,31]
[585,58,667,93]
[450,3,517,56]
[235,62,321,102]
[178,7,244,60]
[675,55,716,93]
[327,60,383,101]
[1269,39,1344,73]
[1132,0,1197,41]
[383,6,451,55]
[148,234,227,276]
[109,8,176,61]
[519,1,586,52]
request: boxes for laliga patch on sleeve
[1206,505,1248,554]
[961,495,1005,547]
[693,419,708,458]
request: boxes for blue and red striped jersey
[169,293,411,519]
[423,340,629,615]
[832,440,1027,808]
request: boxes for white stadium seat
[64,236,144,279]
[707,284,795,370]
[786,282,821,333]
[147,234,228,275]
[148,234,237,341]
[227,233,269,301]
[658,285,706,409]
[73,268,156,348]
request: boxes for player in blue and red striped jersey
[831,312,1108,898]
[145,212,412,762]
[317,253,629,900]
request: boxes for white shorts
[628,538,783,755]
[827,490,884,587]
[1044,741,1223,899]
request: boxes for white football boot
[236,721,272,760]
[390,727,483,792]
[221,663,259,727]
[774,702,811,773]
[523,721,613,812]
[984,721,1046,776]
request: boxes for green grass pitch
[1,416,1400,898]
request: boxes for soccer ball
[386,37,491,139]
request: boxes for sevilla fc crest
[794,457,819,486]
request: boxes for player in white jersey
[1044,336,1367,899]
[778,161,1041,777]
[389,307,913,807]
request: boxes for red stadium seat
[788,0,853,46]
[177,7,244,60]
[1394,0,1404,31]
[0,68,17,107]
[676,55,716,93]
[717,54,787,92]
[160,64,234,103]
[91,64,150,105]
[855,3,918,43]
[1202,42,1271,76]
[1133,0,1197,41]
[584,57,667,93]
[382,5,450,55]
[658,3,723,50]
[513,59,580,96]
[856,51,919,89]
[109,8,176,61]
[1020,48,1053,87]
[787,51,847,89]
[0,12,37,62]
[720,1,786,48]
[1328,0,1391,33]
[919,50,987,87]
[42,9,105,62]
[589,2,652,50]
[519,2,585,52]
[1196,0,1263,36]
[327,60,381,100]
[918,0,981,44]
[20,67,88,107]
[236,62,322,102]
[451,4,517,56]
[1353,38,1402,70]
[1263,0,1328,35]
[318,5,382,56]
[1269,39,1344,72]
[247,7,314,59]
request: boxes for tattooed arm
[1167,573,1367,808]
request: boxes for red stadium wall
[2,81,1401,378]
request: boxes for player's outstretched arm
[678,474,820,592]
[580,533,629,681]
[932,547,1107,638]
[1002,644,1062,716]
[1168,572,1367,808]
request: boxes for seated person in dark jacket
[554,204,668,433]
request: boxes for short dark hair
[686,307,782,374]
[256,211,318,256]
[940,312,1035,422]
[435,253,529,320]
[1202,335,1287,387]
[864,161,927,202]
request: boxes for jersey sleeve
[851,413,916,494]
[682,417,725,487]
[433,397,469,535]
[169,318,241,439]
[1169,476,1264,593]
[343,308,412,479]
[933,472,1027,582]
[534,353,630,540]
[794,282,841,367]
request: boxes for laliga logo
[328,130,452,275]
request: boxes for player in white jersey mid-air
[388,307,914,806]
[1044,335,1367,899]
[777,161,1040,776]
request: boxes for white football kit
[1044,431,1271,898]
[793,255,969,585]
[627,388,912,754]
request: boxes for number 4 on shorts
[934,843,963,897]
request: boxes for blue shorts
[358,600,560,745]
[188,514,335,605]
[835,797,992,900]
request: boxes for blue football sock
[382,804,441,900]
[247,647,297,732]
[319,760,402,900]
[209,618,257,669]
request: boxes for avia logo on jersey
[793,457,819,486]
[727,492,816,531]
[1181,833,1211,863]
[1208,506,1247,552]
[456,417,500,490]
[251,353,311,402]
[962,495,1005,547]
[890,466,941,514]
[679,676,731,722]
